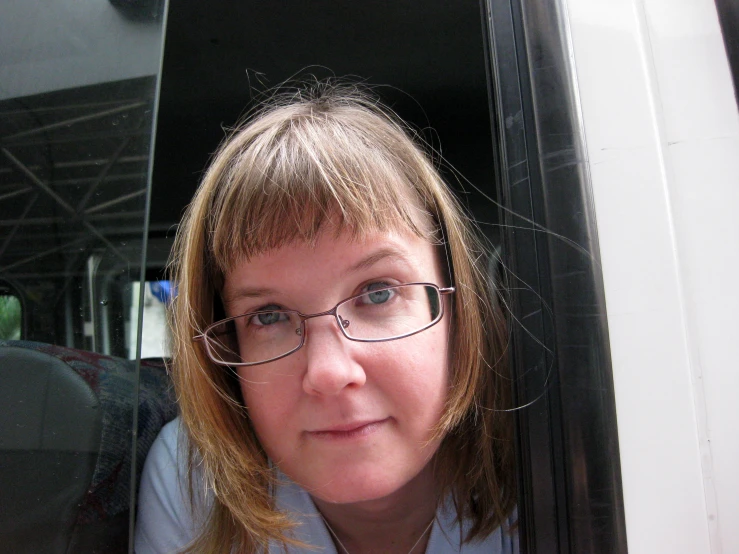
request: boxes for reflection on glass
[0,77,158,356]
[0,1,169,553]
[129,281,173,359]
[0,294,21,339]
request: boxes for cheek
[374,331,450,409]
[415,330,451,419]
[237,370,293,440]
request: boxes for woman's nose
[301,317,366,396]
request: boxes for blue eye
[249,305,287,326]
[367,289,391,304]
[257,312,281,325]
[362,283,394,305]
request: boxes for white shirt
[135,418,518,554]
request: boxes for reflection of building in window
[128,281,172,359]
[0,76,158,351]
[0,295,21,340]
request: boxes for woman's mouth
[306,418,389,440]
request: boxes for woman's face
[221,227,451,504]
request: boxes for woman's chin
[288,460,437,507]
[298,474,402,505]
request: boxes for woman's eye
[361,283,395,305]
[248,305,286,326]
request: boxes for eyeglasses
[194,282,454,367]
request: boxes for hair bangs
[208,106,437,278]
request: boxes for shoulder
[149,417,183,462]
[428,502,519,554]
[271,475,336,552]
[139,418,188,501]
[135,417,209,554]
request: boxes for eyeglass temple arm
[439,287,455,295]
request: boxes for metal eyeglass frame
[193,282,455,367]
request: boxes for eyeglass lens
[204,284,442,366]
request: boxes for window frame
[481,0,628,551]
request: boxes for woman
[135,83,517,553]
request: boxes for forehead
[220,228,443,303]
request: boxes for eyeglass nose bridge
[295,306,351,338]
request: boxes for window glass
[0,1,167,551]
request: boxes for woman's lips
[307,418,389,440]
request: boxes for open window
[1,0,633,551]
[149,1,626,552]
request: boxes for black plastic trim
[480,0,628,552]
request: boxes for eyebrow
[221,286,276,305]
[344,247,412,275]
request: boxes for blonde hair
[169,83,515,553]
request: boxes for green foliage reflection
[0,295,21,340]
